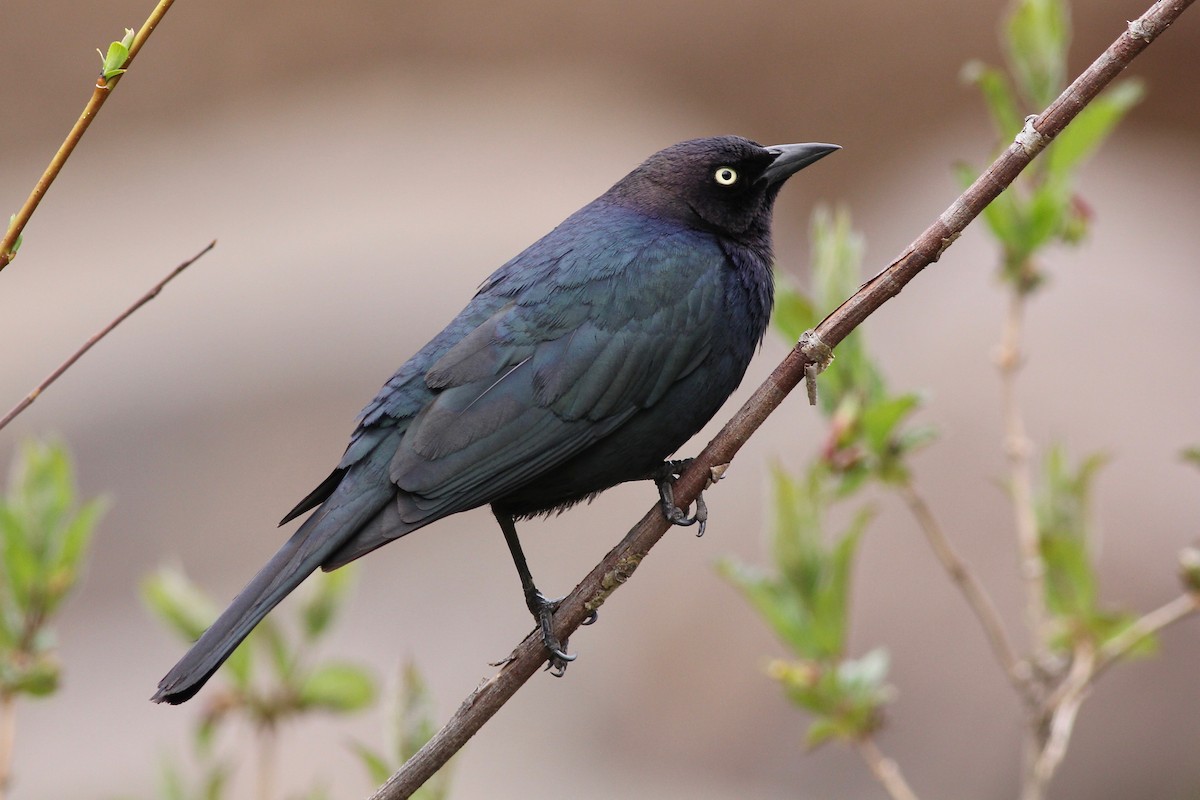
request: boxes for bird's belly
[493,347,748,517]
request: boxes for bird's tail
[151,476,391,704]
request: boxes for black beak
[760,142,841,185]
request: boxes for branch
[0,0,178,271]
[1018,591,1200,800]
[857,736,920,800]
[0,693,14,800]
[1024,642,1095,800]
[370,2,1194,797]
[997,291,1052,665]
[0,241,216,432]
[1092,591,1200,682]
[895,481,1030,697]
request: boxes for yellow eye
[714,166,738,186]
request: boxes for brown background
[2,0,1198,797]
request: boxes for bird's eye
[714,166,738,186]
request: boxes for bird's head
[606,135,839,239]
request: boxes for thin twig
[1019,594,1200,800]
[1092,592,1200,682]
[0,241,216,431]
[370,2,1194,797]
[896,481,1030,696]
[997,290,1051,665]
[0,0,178,271]
[257,722,277,800]
[857,736,920,800]
[0,693,14,800]
[1023,643,1094,800]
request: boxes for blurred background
[2,0,1198,797]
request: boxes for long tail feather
[151,479,389,704]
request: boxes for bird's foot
[654,459,709,537]
[525,591,597,676]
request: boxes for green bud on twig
[97,28,136,81]
[5,214,20,257]
[1178,546,1200,594]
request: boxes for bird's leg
[491,506,583,676]
[651,459,708,537]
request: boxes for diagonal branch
[0,0,178,271]
[369,2,1194,797]
[1091,591,1200,682]
[896,481,1031,698]
[857,736,921,800]
[0,241,216,432]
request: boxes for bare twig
[1092,592,1200,682]
[1018,593,1200,800]
[896,481,1030,696]
[0,693,14,800]
[997,290,1051,665]
[857,736,920,800]
[371,2,1194,797]
[0,241,216,431]
[257,722,277,800]
[0,0,178,271]
[1023,643,1094,800]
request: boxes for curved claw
[581,609,599,626]
[529,593,578,677]
[657,472,709,537]
[691,492,708,538]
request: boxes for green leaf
[141,567,218,641]
[719,463,872,662]
[398,660,438,761]
[860,393,922,457]
[202,763,231,800]
[42,496,107,615]
[804,716,842,749]
[55,496,106,573]
[1035,446,1122,648]
[1,509,38,613]
[351,743,394,785]
[818,508,871,645]
[772,284,818,344]
[717,558,813,657]
[301,566,355,641]
[255,618,294,683]
[895,424,939,456]
[1046,80,1144,176]
[1005,0,1070,107]
[1178,546,1200,593]
[298,662,376,713]
[159,758,187,800]
[839,647,890,692]
[0,441,104,630]
[351,661,455,796]
[1023,178,1070,252]
[957,162,1024,250]
[810,206,865,314]
[1095,611,1159,659]
[222,629,254,690]
[5,214,21,256]
[1181,446,1200,469]
[99,29,136,80]
[194,711,219,756]
[962,60,1026,139]
[2,656,60,696]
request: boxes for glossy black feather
[153,135,837,703]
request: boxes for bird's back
[338,198,772,525]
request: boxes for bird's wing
[387,228,726,523]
